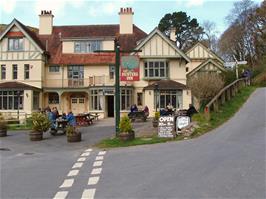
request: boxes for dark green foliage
[158,11,204,50]
[32,112,51,132]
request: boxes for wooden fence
[204,77,251,120]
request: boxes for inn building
[0,8,225,118]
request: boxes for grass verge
[97,86,256,148]
[191,86,257,138]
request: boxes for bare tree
[202,20,219,52]
[188,73,225,106]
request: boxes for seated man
[66,111,77,127]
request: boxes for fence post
[204,106,210,121]
[221,92,225,105]
[213,100,219,112]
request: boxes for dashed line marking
[93,161,103,167]
[53,191,68,199]
[95,156,104,160]
[81,152,91,157]
[81,188,96,199]
[88,176,100,185]
[77,157,86,162]
[67,169,79,177]
[72,162,83,168]
[91,168,102,175]
[85,148,93,152]
[60,179,74,188]
[98,151,106,155]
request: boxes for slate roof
[143,80,187,90]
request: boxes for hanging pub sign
[158,116,175,138]
[121,55,140,81]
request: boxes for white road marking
[95,156,104,160]
[81,152,90,157]
[81,189,96,199]
[72,162,83,168]
[91,168,102,175]
[85,148,93,152]
[77,157,86,162]
[93,161,103,167]
[60,179,74,188]
[67,169,79,177]
[88,176,100,185]
[53,191,68,199]
[98,151,106,155]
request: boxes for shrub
[119,116,133,133]
[66,126,79,136]
[32,112,51,132]
[154,112,160,120]
[0,113,7,130]
[188,73,225,107]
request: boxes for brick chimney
[119,7,134,34]
[39,10,54,35]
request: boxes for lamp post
[114,39,120,136]
[154,83,159,112]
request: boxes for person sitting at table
[52,107,59,119]
[66,111,76,127]
[61,113,67,120]
[130,104,138,113]
[144,105,149,117]
[47,108,56,129]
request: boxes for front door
[71,98,85,114]
[107,96,114,117]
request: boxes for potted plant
[118,116,135,141]
[0,114,7,137]
[30,112,51,141]
[66,126,81,142]
[152,112,160,128]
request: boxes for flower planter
[0,129,7,137]
[29,131,43,141]
[67,133,81,143]
[118,131,135,141]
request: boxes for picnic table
[50,118,68,135]
[128,111,147,122]
[76,113,94,126]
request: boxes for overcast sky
[0,0,264,35]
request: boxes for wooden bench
[128,111,147,122]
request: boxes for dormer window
[8,38,23,51]
[74,40,102,53]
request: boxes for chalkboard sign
[158,116,175,138]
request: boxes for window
[186,67,189,72]
[74,40,102,53]
[109,65,115,79]
[1,65,6,80]
[13,65,18,79]
[137,92,143,106]
[68,65,84,87]
[121,89,132,110]
[48,93,59,104]
[49,65,60,72]
[24,64,30,79]
[154,90,182,109]
[8,38,23,51]
[144,61,168,78]
[90,89,104,110]
[0,90,23,110]
[33,91,39,110]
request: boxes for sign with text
[121,55,140,81]
[158,116,175,138]
[176,116,190,131]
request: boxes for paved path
[1,88,265,199]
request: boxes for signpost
[158,116,175,138]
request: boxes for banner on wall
[120,55,140,81]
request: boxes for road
[1,88,265,199]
